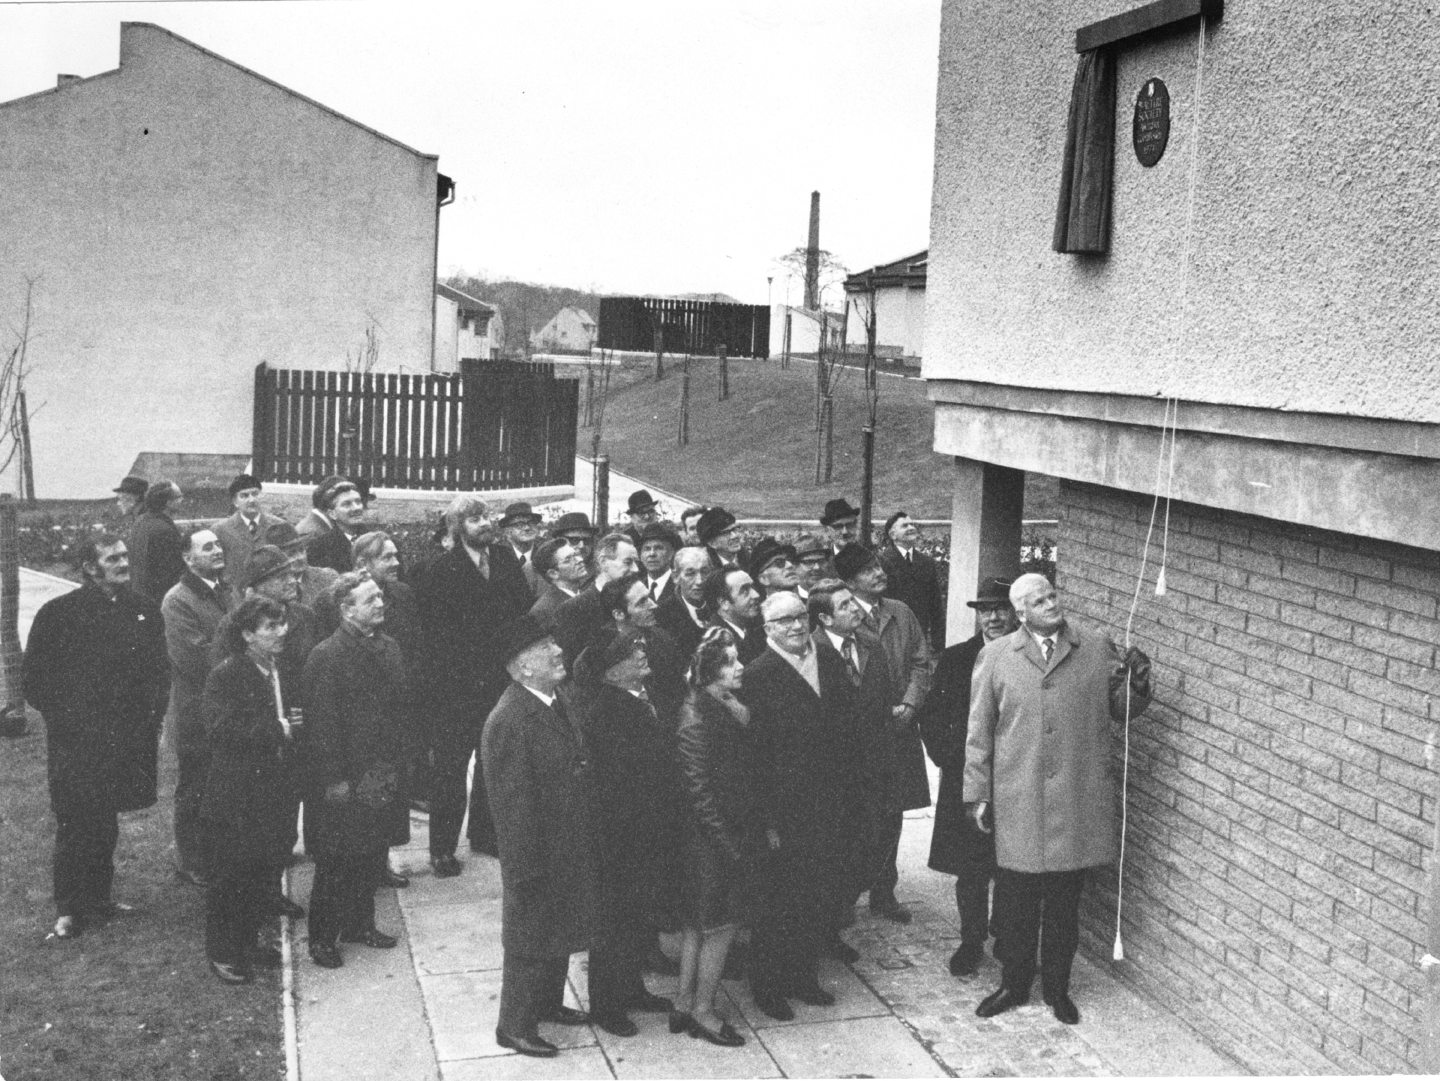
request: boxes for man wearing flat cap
[695,507,746,571]
[493,503,544,596]
[749,538,800,597]
[113,475,148,523]
[834,542,931,925]
[879,511,945,652]
[213,474,284,580]
[791,533,832,603]
[549,512,598,583]
[482,616,598,1058]
[264,521,339,611]
[918,577,1017,978]
[819,498,861,555]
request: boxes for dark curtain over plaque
[1052,48,1116,254]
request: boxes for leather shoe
[976,987,1029,1018]
[592,1012,638,1037]
[309,943,343,969]
[948,942,983,977]
[869,895,912,924]
[273,896,306,920]
[495,1029,558,1058]
[542,1005,589,1025]
[382,867,410,889]
[209,959,253,985]
[430,855,462,878]
[789,984,835,1007]
[668,1010,693,1034]
[689,1017,746,1047]
[1047,992,1080,1025]
[340,928,397,948]
[626,990,673,1013]
[826,935,860,963]
[51,915,81,940]
[752,991,793,1021]
[249,946,283,969]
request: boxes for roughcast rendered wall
[926,2,1440,421]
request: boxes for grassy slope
[586,355,1059,520]
[0,716,283,1081]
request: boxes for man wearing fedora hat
[263,522,339,612]
[918,577,1017,977]
[113,475,148,522]
[494,503,544,596]
[833,542,931,925]
[482,616,598,1057]
[879,512,945,652]
[695,507,747,572]
[549,512,598,584]
[622,489,662,546]
[749,539,800,597]
[819,498,862,555]
[213,474,284,581]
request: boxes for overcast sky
[2,0,941,304]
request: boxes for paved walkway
[288,785,1244,1079]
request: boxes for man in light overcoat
[964,573,1150,1025]
[212,473,285,577]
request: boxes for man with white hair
[964,573,1151,1026]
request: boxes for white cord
[1116,13,1209,963]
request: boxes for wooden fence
[597,296,770,358]
[252,360,578,491]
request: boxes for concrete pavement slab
[406,899,504,975]
[755,1014,949,1078]
[418,968,598,1064]
[591,1007,779,1080]
[723,958,889,1031]
[291,872,439,1081]
[441,1047,615,1080]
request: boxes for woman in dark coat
[200,595,300,984]
[573,628,683,1038]
[672,627,760,1048]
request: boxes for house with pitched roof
[843,249,927,362]
[0,23,453,496]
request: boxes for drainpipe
[431,173,456,372]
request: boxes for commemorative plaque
[1133,78,1170,167]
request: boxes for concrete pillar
[945,457,1025,646]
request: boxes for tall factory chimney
[804,191,820,311]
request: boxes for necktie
[1042,637,1055,663]
[842,637,862,687]
[248,519,258,537]
[648,579,658,600]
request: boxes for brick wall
[1058,480,1435,1074]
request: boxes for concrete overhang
[930,380,1440,553]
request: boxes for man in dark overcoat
[301,573,414,968]
[527,538,589,632]
[808,579,894,964]
[161,527,233,887]
[24,534,171,939]
[550,532,640,670]
[655,545,712,658]
[878,511,946,651]
[305,481,367,574]
[918,577,1016,977]
[482,617,598,1058]
[702,566,766,664]
[128,479,185,603]
[835,542,932,924]
[740,591,859,1021]
[965,573,1151,1025]
[416,495,531,873]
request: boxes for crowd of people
[24,473,1151,1056]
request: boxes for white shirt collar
[523,685,556,708]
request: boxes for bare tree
[1,279,40,735]
[340,318,381,476]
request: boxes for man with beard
[833,542,931,925]
[655,546,712,658]
[636,523,680,604]
[417,496,532,873]
[550,533,640,670]
[528,538,590,632]
[741,591,858,1020]
[918,578,1016,977]
[161,527,233,888]
[306,482,368,575]
[702,566,765,664]
[25,535,170,939]
[748,539,800,597]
